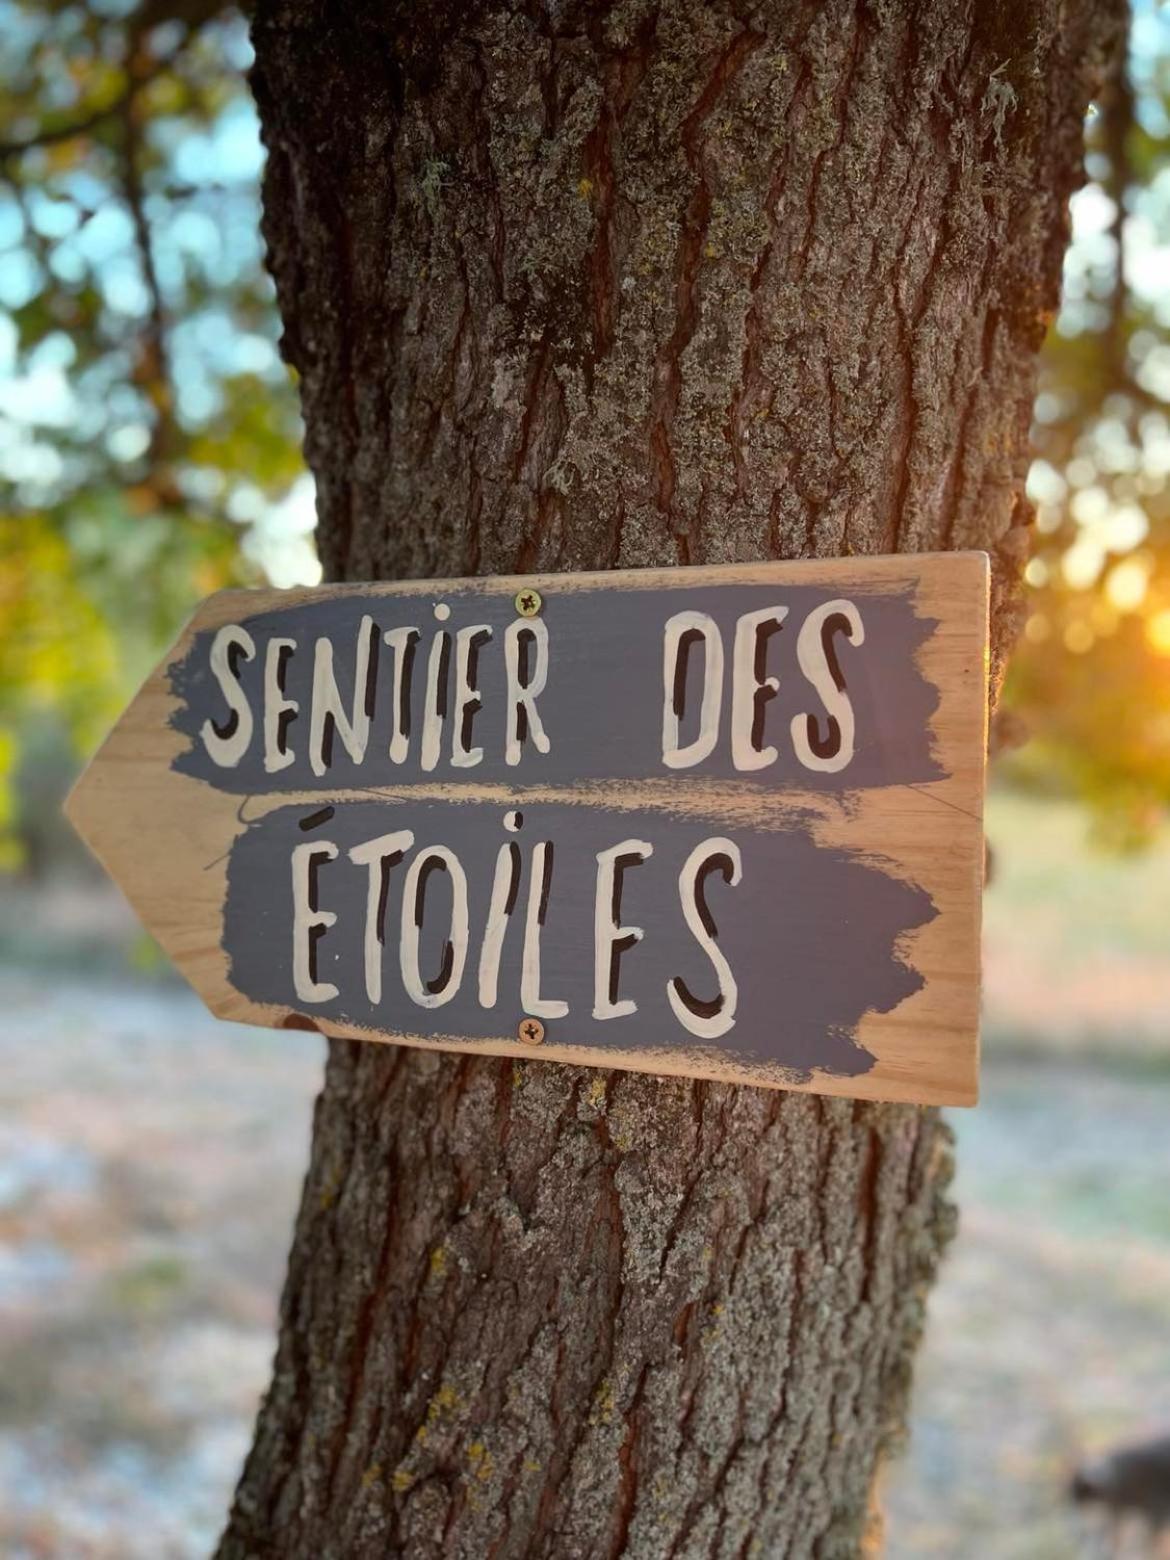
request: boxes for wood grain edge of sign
[62,595,237,991]
[845,546,987,1107]
[184,549,991,630]
[65,765,981,1106]
[64,775,984,1111]
[75,756,982,1108]
[203,988,977,1109]
[65,745,984,1108]
[830,794,983,1107]
[64,549,988,1110]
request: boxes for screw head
[518,1017,546,1045]
[514,588,543,619]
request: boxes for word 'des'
[68,555,989,1106]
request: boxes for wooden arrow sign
[67,553,988,1105]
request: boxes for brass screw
[514,588,543,619]
[518,1017,546,1045]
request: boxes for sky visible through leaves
[0,0,1168,866]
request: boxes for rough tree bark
[218,3,1121,1555]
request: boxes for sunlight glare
[1145,608,1170,658]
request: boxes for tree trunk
[219,3,1119,1555]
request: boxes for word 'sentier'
[67,554,989,1105]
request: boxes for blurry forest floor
[0,790,1168,1558]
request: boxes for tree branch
[0,93,142,162]
[0,0,230,163]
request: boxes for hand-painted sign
[66,554,988,1105]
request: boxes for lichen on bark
[217,2,1123,1555]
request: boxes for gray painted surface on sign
[169,582,941,794]
[224,797,934,1080]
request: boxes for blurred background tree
[1010,0,1170,848]
[0,0,314,871]
[1,0,1169,866]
